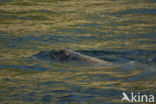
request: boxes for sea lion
[50,49,113,66]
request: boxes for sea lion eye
[50,49,58,54]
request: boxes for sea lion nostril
[51,53,58,60]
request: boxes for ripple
[0,65,50,71]
[110,9,156,16]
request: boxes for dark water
[0,0,156,104]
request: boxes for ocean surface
[0,0,156,104]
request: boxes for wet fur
[50,49,113,66]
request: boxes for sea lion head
[50,49,70,61]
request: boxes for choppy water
[0,0,156,104]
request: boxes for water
[0,0,156,104]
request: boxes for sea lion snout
[50,49,60,60]
[50,49,70,61]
